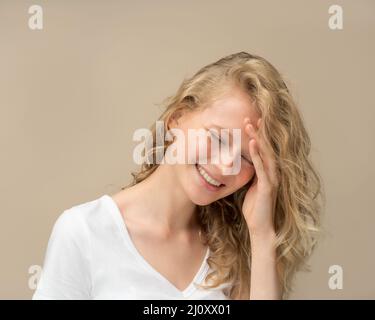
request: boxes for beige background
[0,0,374,299]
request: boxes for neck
[125,163,199,235]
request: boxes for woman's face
[168,86,261,206]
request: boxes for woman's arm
[249,230,282,300]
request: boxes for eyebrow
[209,124,253,164]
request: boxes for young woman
[33,52,324,300]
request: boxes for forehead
[199,86,260,128]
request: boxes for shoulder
[51,194,110,243]
[33,196,108,300]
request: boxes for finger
[246,122,271,160]
[246,123,267,161]
[255,119,279,187]
[255,119,276,164]
[248,138,268,183]
[254,118,274,161]
[246,122,279,187]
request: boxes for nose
[220,150,235,167]
[217,145,241,176]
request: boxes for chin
[190,195,216,206]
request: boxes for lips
[195,164,225,187]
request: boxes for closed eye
[207,126,254,167]
[209,131,227,145]
[208,128,252,165]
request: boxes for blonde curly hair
[120,52,325,299]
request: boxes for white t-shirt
[32,194,232,300]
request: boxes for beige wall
[0,0,374,299]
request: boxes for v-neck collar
[103,194,210,298]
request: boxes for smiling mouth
[195,164,225,189]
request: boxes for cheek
[233,164,255,188]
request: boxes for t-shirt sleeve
[32,209,92,300]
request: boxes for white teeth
[197,165,221,187]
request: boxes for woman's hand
[241,117,283,300]
[241,117,280,236]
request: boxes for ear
[167,109,185,130]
